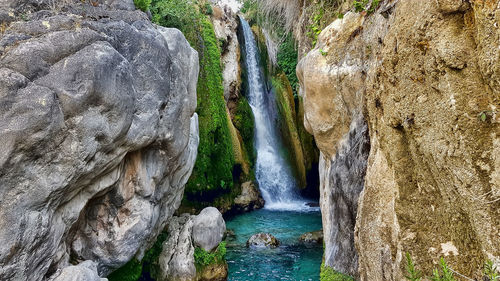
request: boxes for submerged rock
[192,207,226,252]
[299,230,324,245]
[233,181,265,212]
[247,233,280,248]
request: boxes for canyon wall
[0,0,199,280]
[297,0,499,279]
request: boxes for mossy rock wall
[250,24,319,190]
[272,73,307,188]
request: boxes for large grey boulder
[0,1,199,280]
[49,261,107,281]
[192,207,226,252]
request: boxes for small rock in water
[299,230,323,244]
[246,233,280,248]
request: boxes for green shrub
[320,263,354,281]
[201,2,213,15]
[430,258,456,281]
[134,0,151,12]
[405,252,422,281]
[307,11,323,47]
[194,242,227,269]
[107,259,142,281]
[484,260,499,281]
[277,35,299,97]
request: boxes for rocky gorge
[0,0,499,280]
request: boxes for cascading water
[240,18,309,211]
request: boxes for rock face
[49,261,106,281]
[158,208,227,281]
[158,214,197,281]
[299,230,324,245]
[246,233,280,248]
[298,0,499,280]
[192,207,226,252]
[233,181,265,212]
[0,1,199,280]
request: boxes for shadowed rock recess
[0,0,200,280]
[297,0,499,280]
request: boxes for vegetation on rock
[194,241,227,269]
[320,263,354,281]
[405,253,500,281]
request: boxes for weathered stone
[192,207,226,252]
[158,214,197,281]
[233,181,265,212]
[0,1,199,280]
[49,261,107,281]
[197,262,228,281]
[299,230,324,245]
[298,0,500,279]
[246,233,280,248]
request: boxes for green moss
[186,17,235,194]
[233,96,255,168]
[194,242,227,270]
[152,1,236,195]
[320,263,355,281]
[107,259,142,281]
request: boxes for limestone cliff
[0,0,199,280]
[297,0,499,279]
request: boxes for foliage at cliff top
[150,0,235,195]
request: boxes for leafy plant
[133,0,151,12]
[194,242,227,269]
[405,253,422,281]
[353,0,379,13]
[430,258,456,281]
[319,48,328,56]
[277,34,299,97]
[307,10,323,47]
[353,0,369,12]
[484,260,499,281]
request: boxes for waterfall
[240,18,309,211]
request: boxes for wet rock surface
[299,230,324,245]
[233,181,265,212]
[246,233,280,248]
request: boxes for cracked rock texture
[158,208,227,281]
[0,0,199,280]
[297,0,499,279]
